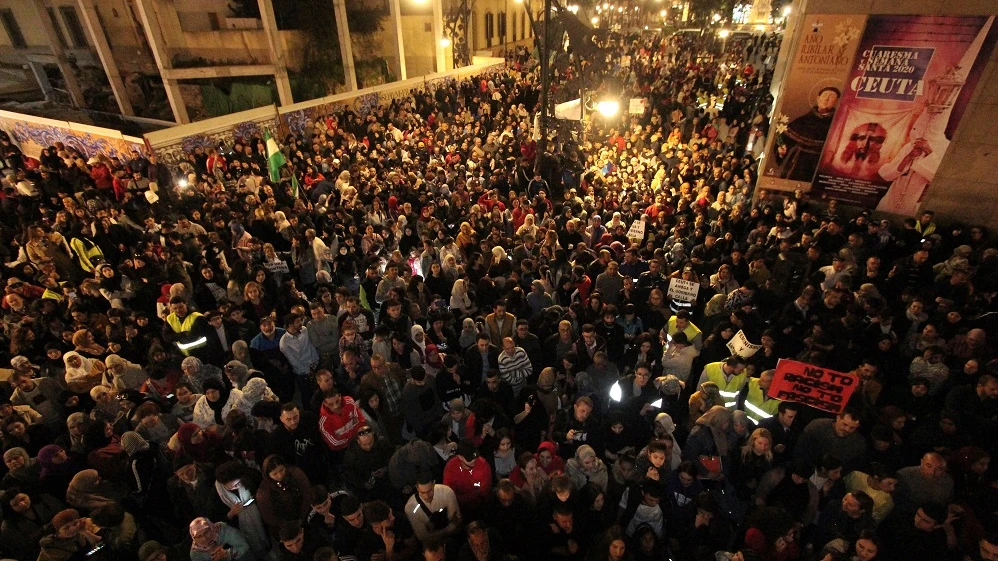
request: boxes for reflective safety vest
[705,361,747,408]
[166,311,204,356]
[743,377,780,423]
[667,316,702,344]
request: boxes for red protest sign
[767,359,858,414]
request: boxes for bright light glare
[782,6,792,16]
[651,398,663,408]
[591,16,599,24]
[567,4,579,13]
[609,382,622,402]
[597,100,619,117]
[439,37,451,47]
[719,29,730,38]
[178,179,188,188]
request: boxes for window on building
[47,8,69,48]
[498,12,506,43]
[59,6,88,48]
[0,9,26,48]
[484,12,494,48]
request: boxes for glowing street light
[567,4,579,13]
[782,5,792,17]
[178,179,188,188]
[718,29,730,38]
[439,37,451,47]
[712,13,721,22]
[591,16,599,24]
[597,99,620,117]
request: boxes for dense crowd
[0,29,995,561]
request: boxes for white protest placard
[726,329,762,358]
[667,278,700,303]
[626,219,645,243]
[628,98,647,115]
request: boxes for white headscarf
[64,351,96,383]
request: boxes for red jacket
[442,456,493,510]
[319,396,363,451]
[90,164,112,190]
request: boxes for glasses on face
[358,428,373,436]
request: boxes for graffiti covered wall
[0,110,147,164]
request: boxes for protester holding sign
[737,370,782,424]
[767,359,859,414]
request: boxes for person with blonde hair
[733,428,774,501]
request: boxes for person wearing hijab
[120,431,163,505]
[189,517,250,561]
[71,329,105,358]
[37,445,79,499]
[103,355,148,392]
[240,378,277,410]
[63,352,106,394]
[565,444,609,493]
[653,413,684,469]
[683,405,734,480]
[37,508,102,561]
[173,422,225,464]
[65,469,125,513]
[223,361,257,390]
[181,356,226,394]
[458,317,479,349]
[193,378,246,430]
[411,324,428,362]
[688,381,724,430]
[1,447,42,493]
[89,385,121,421]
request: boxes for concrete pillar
[332,0,358,91]
[389,0,407,81]
[257,0,293,106]
[76,0,134,116]
[432,0,446,72]
[133,0,190,123]
[30,0,86,109]
[769,0,806,101]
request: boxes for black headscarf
[202,378,231,426]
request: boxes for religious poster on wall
[811,16,997,215]
[759,14,867,192]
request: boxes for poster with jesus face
[811,15,997,214]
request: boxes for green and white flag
[291,173,301,199]
[265,130,285,183]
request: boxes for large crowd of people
[0,28,995,561]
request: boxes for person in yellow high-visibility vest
[737,369,782,424]
[162,296,212,362]
[696,355,748,409]
[665,310,703,353]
